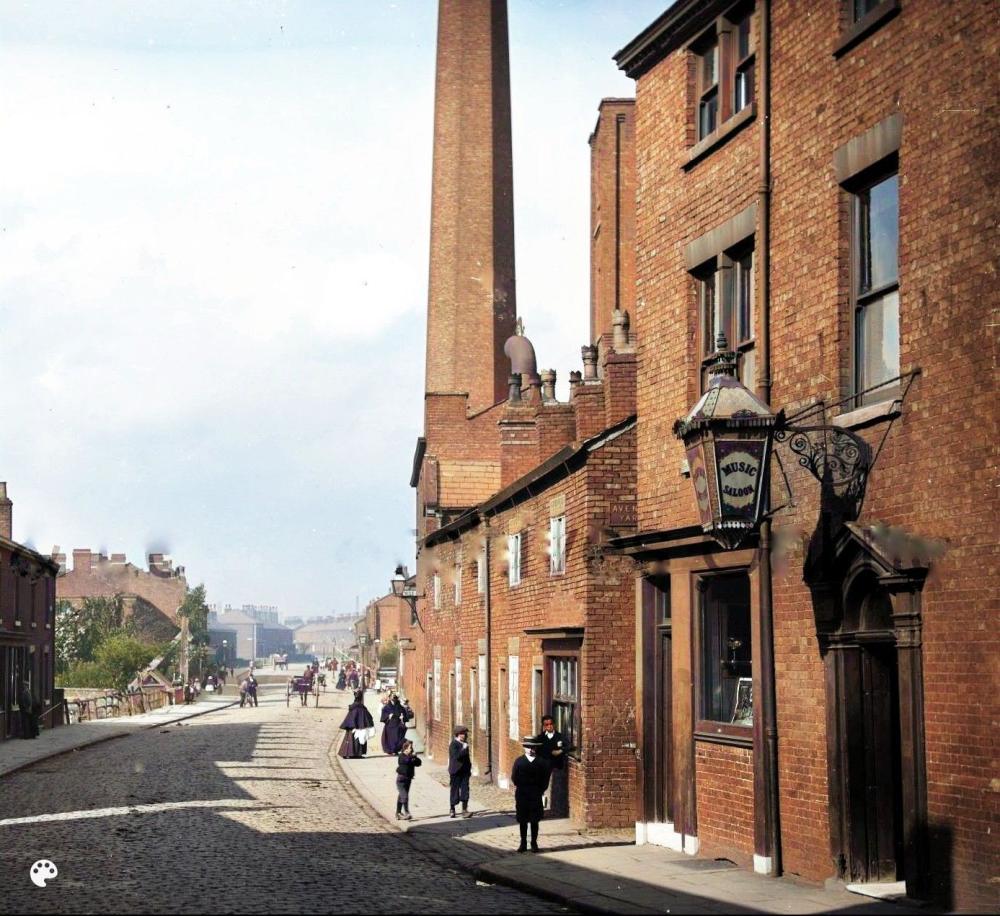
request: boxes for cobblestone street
[0,687,566,914]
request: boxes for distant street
[0,686,565,915]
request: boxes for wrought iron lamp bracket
[772,416,872,508]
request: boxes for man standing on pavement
[535,714,568,816]
[18,679,38,739]
[447,725,473,818]
[247,672,259,707]
[512,736,551,852]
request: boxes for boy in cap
[511,736,552,852]
[447,725,473,818]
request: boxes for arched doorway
[813,523,930,897]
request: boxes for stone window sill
[683,103,756,172]
[695,727,753,749]
[833,0,901,58]
[833,398,902,431]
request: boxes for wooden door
[658,627,674,824]
[860,643,902,882]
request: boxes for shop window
[852,171,899,405]
[549,516,566,575]
[698,573,752,732]
[549,656,580,754]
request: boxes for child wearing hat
[511,735,552,852]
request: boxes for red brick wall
[629,0,997,906]
[695,742,755,865]
[590,99,636,349]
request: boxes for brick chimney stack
[425,0,517,413]
[0,482,11,540]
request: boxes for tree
[95,635,164,693]
[55,595,132,673]
[378,636,399,668]
[178,584,210,646]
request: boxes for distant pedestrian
[335,668,347,691]
[395,739,421,820]
[512,736,551,853]
[239,677,250,707]
[535,714,569,815]
[18,680,38,739]
[337,690,375,758]
[448,725,473,818]
[248,673,259,707]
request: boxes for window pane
[734,64,753,112]
[857,289,900,402]
[739,346,756,390]
[701,273,716,355]
[700,574,752,725]
[699,90,718,138]
[736,252,753,342]
[737,15,751,59]
[858,174,898,293]
[854,0,882,21]
[701,43,717,87]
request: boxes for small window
[454,655,463,725]
[549,516,566,575]
[508,655,520,740]
[433,657,442,721]
[508,533,522,586]
[691,4,755,145]
[477,552,486,594]
[549,656,579,753]
[699,573,752,730]
[454,561,462,606]
[477,655,487,728]
[852,172,900,404]
[433,574,441,610]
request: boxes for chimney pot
[540,369,557,402]
[0,482,11,540]
[508,372,523,403]
[581,345,599,381]
[612,308,631,350]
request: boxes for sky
[0,0,666,621]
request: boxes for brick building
[400,0,642,828]
[613,0,996,909]
[55,548,188,642]
[0,483,60,740]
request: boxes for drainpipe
[755,0,782,879]
[483,531,494,778]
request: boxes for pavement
[0,682,566,914]
[0,688,242,779]
[337,691,929,916]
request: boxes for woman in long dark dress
[335,668,347,690]
[380,694,407,755]
[337,690,375,758]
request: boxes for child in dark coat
[511,736,552,852]
[395,740,421,820]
